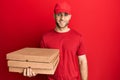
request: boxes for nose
[60,15,65,20]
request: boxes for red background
[0,0,120,80]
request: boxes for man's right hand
[23,67,37,77]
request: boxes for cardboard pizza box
[9,60,58,75]
[8,57,59,74]
[7,47,59,63]
[6,47,59,74]
[8,55,59,69]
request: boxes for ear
[54,14,56,19]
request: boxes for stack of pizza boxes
[6,47,59,74]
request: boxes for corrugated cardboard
[8,58,59,74]
[9,60,58,74]
[8,55,59,69]
[7,48,59,63]
[6,47,59,74]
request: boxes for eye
[64,13,69,16]
[56,13,62,16]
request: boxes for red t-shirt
[40,29,86,80]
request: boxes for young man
[23,1,88,80]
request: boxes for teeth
[60,21,64,23]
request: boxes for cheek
[67,17,71,22]
[55,17,60,22]
[56,19,59,23]
[67,16,71,21]
[65,19,70,22]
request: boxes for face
[54,12,71,28]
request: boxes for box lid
[7,48,59,63]
[7,55,59,69]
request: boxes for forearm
[79,58,88,80]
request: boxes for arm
[78,54,88,80]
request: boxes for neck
[55,26,70,33]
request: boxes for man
[23,1,88,80]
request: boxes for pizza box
[8,58,59,75]
[6,47,59,74]
[7,47,59,63]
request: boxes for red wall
[0,0,120,80]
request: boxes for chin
[59,24,67,27]
[59,25,65,27]
[59,25,66,28]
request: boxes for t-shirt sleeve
[77,36,87,56]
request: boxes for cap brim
[54,9,71,14]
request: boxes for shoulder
[70,28,82,37]
[70,29,85,43]
[41,29,55,39]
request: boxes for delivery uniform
[40,29,86,80]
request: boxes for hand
[23,67,37,77]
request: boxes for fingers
[31,70,37,76]
[23,67,37,77]
[28,67,32,77]
[26,67,30,77]
[23,68,27,76]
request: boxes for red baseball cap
[54,1,71,14]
